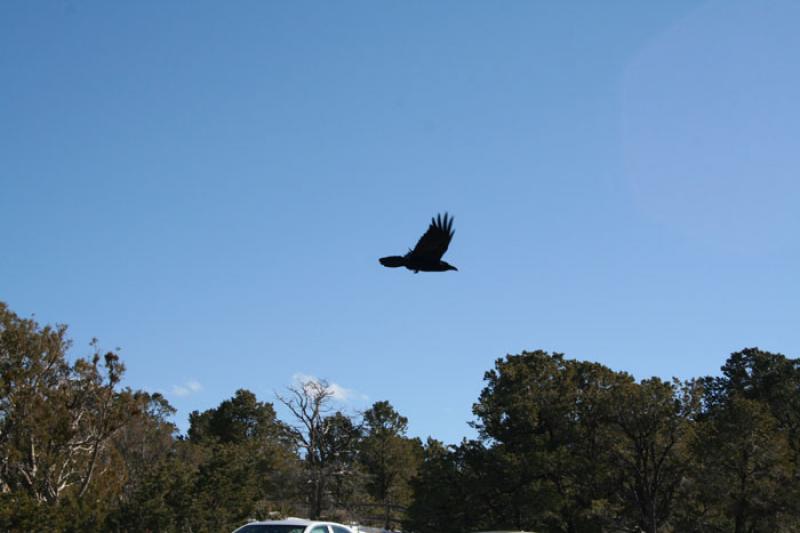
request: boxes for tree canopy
[2,302,800,532]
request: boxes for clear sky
[2,1,799,444]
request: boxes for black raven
[379,213,458,273]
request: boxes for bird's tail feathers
[379,256,406,268]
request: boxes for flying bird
[379,213,458,273]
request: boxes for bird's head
[442,262,458,272]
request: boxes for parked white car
[232,517,354,533]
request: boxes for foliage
[3,302,800,532]
[0,303,141,530]
[407,349,800,533]
[359,401,422,529]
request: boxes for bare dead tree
[276,378,335,519]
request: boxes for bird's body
[379,213,458,273]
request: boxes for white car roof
[256,518,313,525]
[234,518,353,531]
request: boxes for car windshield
[236,526,306,533]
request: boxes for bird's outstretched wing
[408,213,454,262]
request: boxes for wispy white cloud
[292,373,368,403]
[172,379,203,397]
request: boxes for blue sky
[2,1,799,444]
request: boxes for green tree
[360,401,422,529]
[705,348,800,475]
[320,411,367,522]
[104,392,196,532]
[405,438,475,533]
[606,377,699,533]
[187,389,301,530]
[115,392,177,494]
[675,348,800,531]
[189,388,287,446]
[0,303,140,530]
[677,396,794,532]
[472,351,630,532]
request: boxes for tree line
[2,301,799,532]
[409,350,800,532]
